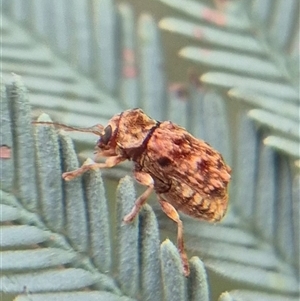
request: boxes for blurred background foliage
[1,0,299,301]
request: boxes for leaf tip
[37,113,53,123]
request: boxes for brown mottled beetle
[36,108,231,276]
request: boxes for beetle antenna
[32,121,104,136]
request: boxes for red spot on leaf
[202,9,226,26]
[0,146,11,159]
[122,48,137,78]
[123,66,138,78]
[123,48,135,63]
[193,27,204,39]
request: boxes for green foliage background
[1,1,299,301]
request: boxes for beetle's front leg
[123,171,154,223]
[63,155,125,181]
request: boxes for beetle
[35,108,231,276]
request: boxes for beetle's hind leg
[158,198,190,277]
[123,171,154,223]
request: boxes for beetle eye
[100,125,112,145]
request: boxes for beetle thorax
[115,109,158,151]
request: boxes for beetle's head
[96,113,121,156]
[33,115,120,157]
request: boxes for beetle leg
[123,171,154,223]
[63,156,125,181]
[158,198,190,277]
